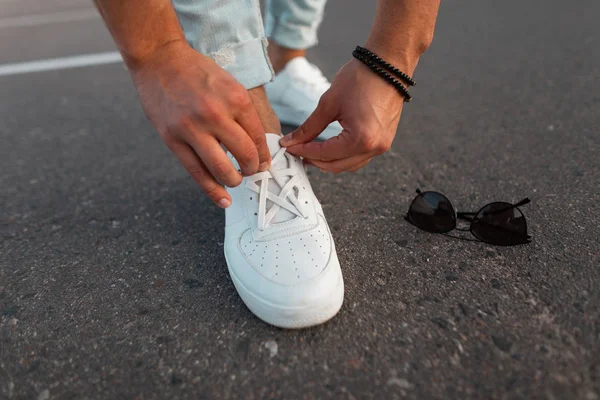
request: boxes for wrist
[362,39,424,77]
[123,37,190,74]
[350,58,406,111]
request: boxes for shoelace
[246,148,307,231]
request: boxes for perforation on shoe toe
[240,217,332,284]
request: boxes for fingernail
[218,198,231,208]
[259,162,269,171]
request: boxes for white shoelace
[246,148,307,231]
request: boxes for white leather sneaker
[265,57,342,141]
[224,134,344,328]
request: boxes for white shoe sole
[271,102,340,142]
[225,254,344,329]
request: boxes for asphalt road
[1,0,599,399]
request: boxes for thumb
[280,93,337,147]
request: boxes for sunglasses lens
[471,202,528,245]
[408,192,456,233]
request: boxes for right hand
[130,40,271,208]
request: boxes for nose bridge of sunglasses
[455,218,470,231]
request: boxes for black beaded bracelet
[355,46,416,86]
[352,50,412,102]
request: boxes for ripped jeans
[172,0,327,89]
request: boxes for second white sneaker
[223,134,344,328]
[265,57,342,141]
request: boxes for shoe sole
[271,102,340,142]
[225,254,344,329]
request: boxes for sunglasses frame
[404,189,532,246]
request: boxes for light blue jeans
[172,0,326,89]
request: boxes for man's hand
[131,41,271,208]
[280,58,404,173]
[94,0,272,208]
[280,0,440,173]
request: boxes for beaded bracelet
[352,50,412,102]
[354,46,416,87]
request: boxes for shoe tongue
[283,57,314,78]
[265,133,283,156]
[264,133,295,224]
[281,57,329,96]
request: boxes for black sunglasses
[404,189,531,246]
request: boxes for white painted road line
[0,52,123,77]
[0,9,99,29]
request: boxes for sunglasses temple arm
[441,232,481,242]
[514,198,531,207]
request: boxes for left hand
[280,58,408,173]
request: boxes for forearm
[365,0,440,74]
[93,0,187,71]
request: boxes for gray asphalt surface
[1,0,599,399]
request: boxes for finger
[306,153,372,174]
[170,141,231,208]
[215,121,260,176]
[285,130,360,161]
[187,134,243,188]
[234,95,272,171]
[348,158,372,172]
[280,91,338,147]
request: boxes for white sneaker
[223,133,344,328]
[266,57,342,141]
